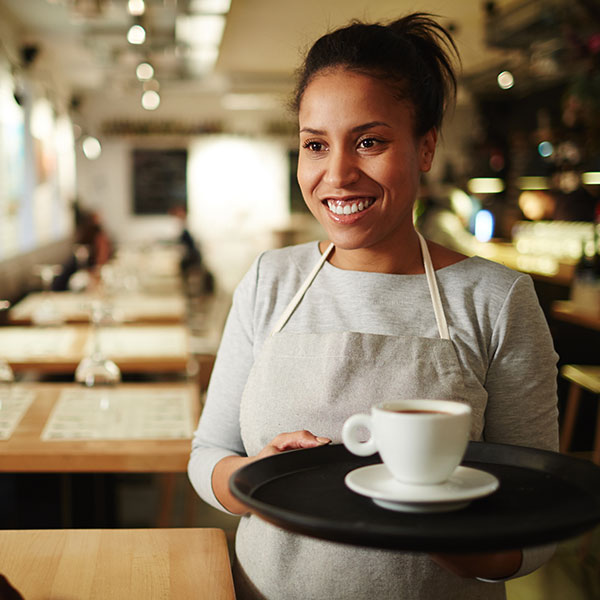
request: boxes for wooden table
[0,383,200,472]
[8,291,187,325]
[0,324,191,374]
[551,300,600,332]
[0,528,235,600]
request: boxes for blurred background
[0,1,599,598]
[0,0,599,297]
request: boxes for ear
[418,128,437,172]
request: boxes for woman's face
[297,68,436,255]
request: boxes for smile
[325,198,375,215]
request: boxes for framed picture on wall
[132,148,187,215]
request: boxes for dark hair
[292,13,459,136]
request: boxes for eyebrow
[299,121,392,135]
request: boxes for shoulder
[254,241,319,275]
[235,241,321,302]
[438,255,539,324]
[255,241,320,286]
[440,254,529,289]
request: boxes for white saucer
[345,464,499,513]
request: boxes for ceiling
[0,0,585,130]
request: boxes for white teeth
[327,198,373,215]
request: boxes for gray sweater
[189,241,559,599]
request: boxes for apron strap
[270,242,335,336]
[271,235,450,340]
[417,232,450,340]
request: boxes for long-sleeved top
[189,241,559,599]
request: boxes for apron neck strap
[270,242,334,336]
[271,236,450,340]
[417,232,450,340]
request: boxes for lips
[324,197,375,216]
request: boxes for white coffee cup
[342,400,472,485]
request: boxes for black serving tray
[230,442,600,552]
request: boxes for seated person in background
[53,206,112,291]
[169,204,214,294]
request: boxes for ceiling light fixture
[141,90,160,110]
[176,15,225,47]
[467,177,505,194]
[582,172,600,185]
[128,0,145,16]
[136,62,154,80]
[497,70,514,90]
[127,25,146,45]
[189,0,232,13]
[176,14,225,73]
[82,136,102,160]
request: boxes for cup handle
[342,413,376,456]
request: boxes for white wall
[76,134,295,292]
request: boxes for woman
[188,14,558,599]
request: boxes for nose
[323,147,360,188]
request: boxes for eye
[357,137,381,149]
[302,140,326,152]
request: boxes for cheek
[297,160,318,196]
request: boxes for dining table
[0,323,191,374]
[7,291,187,325]
[0,528,235,599]
[0,382,200,473]
[0,381,202,527]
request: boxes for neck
[321,230,426,275]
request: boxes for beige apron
[235,234,503,600]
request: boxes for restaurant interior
[0,0,599,597]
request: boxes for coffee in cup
[341,400,471,485]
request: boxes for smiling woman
[297,70,436,270]
[188,13,560,600]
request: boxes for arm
[187,266,256,513]
[432,274,559,580]
[187,253,331,514]
[212,431,332,514]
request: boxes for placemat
[0,388,36,440]
[41,388,194,440]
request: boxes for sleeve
[482,274,559,450]
[187,255,260,513]
[479,273,559,581]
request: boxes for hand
[429,549,522,579]
[255,430,332,460]
[212,430,331,515]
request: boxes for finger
[272,430,331,451]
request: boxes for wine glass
[32,264,64,325]
[75,300,121,387]
[0,300,15,383]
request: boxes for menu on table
[0,328,77,359]
[41,388,194,440]
[0,388,36,440]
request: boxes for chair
[559,365,600,465]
